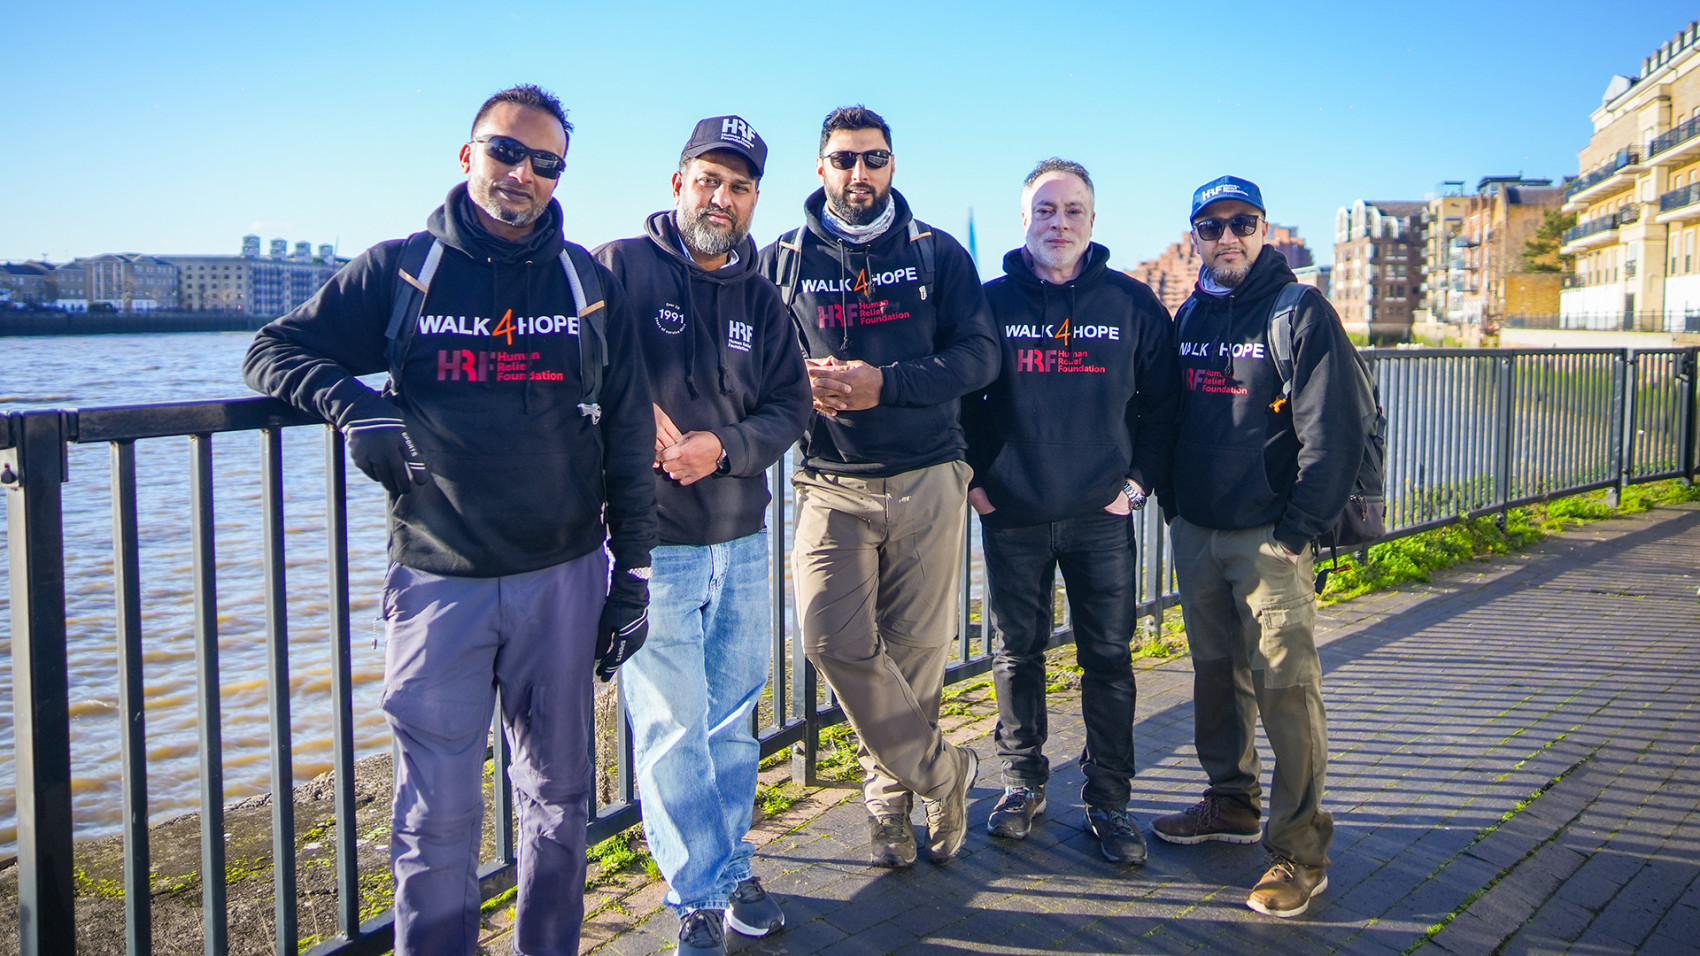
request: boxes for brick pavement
[589,503,1700,955]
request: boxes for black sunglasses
[823,149,892,171]
[472,135,565,179]
[1192,213,1261,242]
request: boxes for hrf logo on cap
[1199,184,1247,203]
[721,117,755,148]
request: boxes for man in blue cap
[1153,176,1367,918]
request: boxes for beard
[1207,256,1253,288]
[675,203,748,258]
[469,173,547,229]
[1028,239,1085,278]
[826,182,890,226]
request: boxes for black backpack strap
[775,226,808,306]
[1174,295,1199,340]
[557,245,608,423]
[1266,281,1312,401]
[384,232,443,394]
[907,218,937,299]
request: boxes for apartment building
[164,236,344,316]
[1423,178,1562,331]
[0,262,54,306]
[65,254,180,311]
[1559,18,1700,332]
[1333,200,1426,339]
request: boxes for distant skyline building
[4,235,347,316]
[1558,16,1700,333]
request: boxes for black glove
[596,565,651,682]
[343,415,429,496]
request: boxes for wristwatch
[715,450,731,475]
[1123,480,1148,511]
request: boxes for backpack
[1176,282,1387,563]
[772,218,938,308]
[383,231,610,422]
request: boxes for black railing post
[189,433,229,956]
[259,428,297,956]
[1609,351,1630,506]
[2,410,77,956]
[1684,348,1698,485]
[1494,354,1516,518]
[110,440,152,956]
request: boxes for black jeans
[983,511,1138,809]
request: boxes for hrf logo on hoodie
[436,348,564,383]
[728,320,753,352]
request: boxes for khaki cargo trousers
[792,460,971,815]
[1169,516,1334,867]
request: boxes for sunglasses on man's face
[472,135,565,179]
[1192,213,1261,242]
[822,149,892,171]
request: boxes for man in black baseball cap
[592,114,808,955]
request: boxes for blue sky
[3,1,1696,276]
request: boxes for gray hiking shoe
[987,784,1046,839]
[868,811,917,868]
[726,876,784,937]
[923,744,979,863]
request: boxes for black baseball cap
[681,115,767,179]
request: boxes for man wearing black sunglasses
[244,85,657,956]
[759,104,998,870]
[1153,175,1365,919]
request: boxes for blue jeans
[620,532,772,912]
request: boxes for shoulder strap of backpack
[775,226,808,307]
[384,231,443,392]
[557,245,608,424]
[1174,295,1199,340]
[907,218,937,297]
[1266,281,1312,400]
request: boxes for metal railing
[1563,148,1642,201]
[1562,213,1620,245]
[1649,115,1700,159]
[3,347,1697,954]
[1660,182,1700,214]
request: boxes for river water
[0,332,395,853]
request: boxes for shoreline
[0,310,271,336]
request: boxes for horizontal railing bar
[70,397,319,443]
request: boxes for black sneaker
[987,785,1046,839]
[726,876,784,937]
[1152,794,1262,845]
[1085,807,1148,866]
[678,908,725,955]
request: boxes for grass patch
[756,780,804,817]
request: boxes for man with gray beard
[1154,175,1367,919]
[593,115,810,956]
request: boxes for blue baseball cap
[1190,175,1266,220]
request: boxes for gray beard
[675,207,744,258]
[1208,260,1252,288]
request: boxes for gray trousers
[792,461,970,814]
[380,550,605,956]
[1169,517,1333,867]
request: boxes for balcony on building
[1656,182,1700,225]
[1562,148,1642,211]
[1560,208,1630,253]
[1648,114,1700,169]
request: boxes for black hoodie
[757,188,999,477]
[964,243,1180,527]
[244,183,657,577]
[1161,246,1364,553]
[593,211,811,546]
